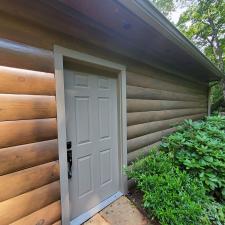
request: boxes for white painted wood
[54,45,127,225]
[54,52,70,225]
[64,70,119,219]
[54,45,125,71]
[118,70,128,194]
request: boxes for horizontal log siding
[0,17,209,219]
[10,201,61,225]
[0,181,60,225]
[52,221,62,225]
[127,141,161,164]
[0,40,60,225]
[0,94,56,121]
[127,71,208,162]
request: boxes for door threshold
[70,191,123,225]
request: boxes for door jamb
[54,45,127,225]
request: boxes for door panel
[75,97,91,144]
[77,155,93,197]
[100,148,112,186]
[99,97,110,139]
[64,69,119,220]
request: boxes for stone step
[84,196,150,225]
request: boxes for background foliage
[177,0,225,72]
[150,0,225,109]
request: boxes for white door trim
[54,45,127,225]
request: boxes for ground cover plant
[127,149,211,225]
[127,115,225,225]
[161,115,225,201]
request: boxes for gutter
[117,0,225,80]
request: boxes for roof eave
[117,0,225,80]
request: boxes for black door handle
[67,141,72,149]
[67,141,72,179]
[67,150,72,179]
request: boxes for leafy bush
[210,82,224,109]
[161,116,225,201]
[205,201,225,225]
[210,81,224,112]
[127,149,211,225]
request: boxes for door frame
[54,45,127,225]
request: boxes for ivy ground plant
[161,115,225,201]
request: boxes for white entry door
[64,69,119,221]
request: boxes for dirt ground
[127,188,161,225]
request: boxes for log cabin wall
[0,13,208,224]
[126,71,208,163]
[0,41,61,225]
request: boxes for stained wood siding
[0,13,210,221]
[127,71,208,163]
[0,40,61,225]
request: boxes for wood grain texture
[10,201,61,225]
[127,108,207,125]
[52,221,61,225]
[128,63,208,88]
[0,11,210,86]
[128,127,176,152]
[0,66,55,95]
[0,39,54,72]
[0,139,58,175]
[0,1,179,82]
[0,34,58,224]
[0,94,56,121]
[0,181,60,225]
[0,118,57,148]
[127,99,207,112]
[127,72,207,94]
[0,1,217,83]
[127,113,206,139]
[127,141,161,164]
[0,161,60,202]
[127,85,207,102]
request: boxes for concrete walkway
[83,196,150,225]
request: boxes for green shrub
[127,149,211,225]
[210,81,224,112]
[204,201,225,225]
[161,116,225,201]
